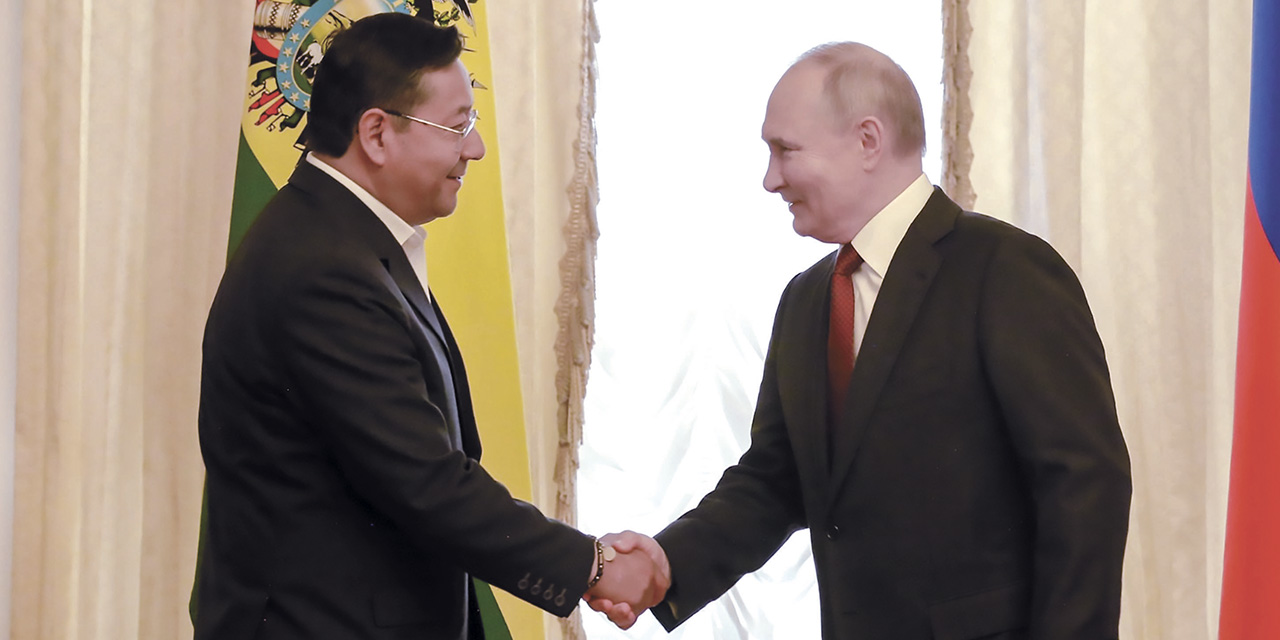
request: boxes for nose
[462,128,486,161]
[763,155,784,193]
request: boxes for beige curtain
[957,1,1251,637]
[12,2,248,638]
[487,1,597,638]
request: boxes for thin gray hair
[797,42,926,158]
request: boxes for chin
[426,202,457,222]
[792,218,818,240]
[414,209,453,225]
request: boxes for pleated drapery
[12,2,248,638]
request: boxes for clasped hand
[583,531,671,629]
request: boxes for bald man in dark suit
[592,42,1131,640]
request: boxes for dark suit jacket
[194,161,593,640]
[652,189,1131,640]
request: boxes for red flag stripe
[1220,175,1280,639]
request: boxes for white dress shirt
[844,173,934,358]
[305,153,431,295]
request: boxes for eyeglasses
[383,108,480,139]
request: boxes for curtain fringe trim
[942,0,976,209]
[554,2,600,639]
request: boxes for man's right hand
[583,531,672,629]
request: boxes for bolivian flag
[1220,1,1280,638]
[195,2,538,638]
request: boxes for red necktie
[828,244,862,425]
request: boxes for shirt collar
[305,153,426,247]
[850,173,933,278]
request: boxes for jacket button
[826,525,840,541]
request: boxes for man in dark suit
[591,42,1131,639]
[193,13,665,640]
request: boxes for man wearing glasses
[193,13,666,640]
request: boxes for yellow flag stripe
[425,1,544,637]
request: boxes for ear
[354,109,393,167]
[855,116,886,168]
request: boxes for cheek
[789,170,821,204]
[790,157,823,189]
[420,153,458,188]
[432,149,460,173]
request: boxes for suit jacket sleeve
[274,261,593,616]
[651,279,809,630]
[979,233,1131,638]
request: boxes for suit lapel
[826,189,959,499]
[780,260,839,503]
[397,272,452,354]
[369,251,475,457]
[432,295,483,460]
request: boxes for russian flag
[1220,1,1280,637]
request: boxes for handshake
[583,531,671,629]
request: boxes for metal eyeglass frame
[382,108,480,139]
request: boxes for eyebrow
[765,135,798,148]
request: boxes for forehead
[415,59,475,117]
[762,63,827,138]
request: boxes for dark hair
[306,12,464,156]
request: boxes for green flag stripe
[226,131,279,259]
[474,579,514,640]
